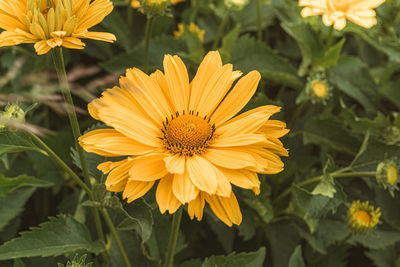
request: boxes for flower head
[0,0,116,55]
[298,73,332,104]
[377,159,399,196]
[79,51,289,226]
[348,200,381,234]
[174,23,205,42]
[299,0,385,30]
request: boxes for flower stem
[144,16,153,73]
[29,132,91,194]
[163,208,183,267]
[212,11,230,50]
[127,4,133,29]
[273,170,377,204]
[29,131,106,245]
[50,47,105,244]
[101,208,132,267]
[256,0,262,41]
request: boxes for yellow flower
[128,0,184,9]
[174,23,205,42]
[348,200,380,234]
[299,0,385,30]
[0,0,116,55]
[79,51,289,226]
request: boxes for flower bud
[140,0,168,17]
[347,200,381,234]
[224,0,250,11]
[376,159,399,196]
[0,104,26,132]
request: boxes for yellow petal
[205,192,242,226]
[105,158,134,191]
[189,51,223,111]
[211,134,266,148]
[164,154,185,175]
[79,129,155,156]
[203,148,255,169]
[188,193,205,221]
[172,171,199,203]
[156,174,182,214]
[123,180,155,202]
[186,155,218,195]
[218,168,260,193]
[163,55,190,112]
[211,71,261,126]
[129,153,169,181]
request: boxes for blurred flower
[0,104,26,131]
[79,51,289,226]
[299,0,385,30]
[174,23,205,42]
[381,125,400,146]
[348,200,380,234]
[127,0,184,9]
[376,159,399,196]
[225,0,250,10]
[0,0,116,55]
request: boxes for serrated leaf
[0,174,53,197]
[183,24,205,64]
[201,247,266,267]
[365,247,397,267]
[329,56,379,113]
[104,195,153,242]
[0,188,35,232]
[0,215,105,260]
[230,35,302,88]
[220,24,241,62]
[311,175,336,198]
[348,230,400,250]
[314,38,345,69]
[288,246,305,267]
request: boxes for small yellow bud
[174,23,205,42]
[0,104,26,131]
[347,200,380,234]
[376,160,399,196]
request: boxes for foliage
[1,0,400,266]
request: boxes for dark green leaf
[201,247,266,267]
[288,246,306,267]
[0,174,53,197]
[0,215,105,260]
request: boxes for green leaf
[230,35,302,88]
[101,35,186,73]
[220,24,241,62]
[311,157,336,198]
[281,22,324,76]
[0,188,35,232]
[365,247,398,267]
[303,116,361,155]
[288,246,305,267]
[201,247,266,267]
[182,24,205,64]
[348,230,400,250]
[314,38,346,69]
[0,174,53,197]
[329,56,380,113]
[0,215,105,260]
[0,132,38,155]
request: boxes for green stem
[29,132,91,194]
[163,208,183,267]
[50,48,105,244]
[144,16,153,74]
[256,0,262,41]
[273,170,376,204]
[212,11,230,50]
[327,26,334,47]
[127,4,133,29]
[189,0,199,22]
[101,209,132,267]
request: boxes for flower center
[162,112,215,156]
[312,82,328,97]
[354,210,372,225]
[387,164,398,185]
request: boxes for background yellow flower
[0,0,116,55]
[299,0,385,30]
[79,51,289,226]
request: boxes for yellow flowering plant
[0,0,400,266]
